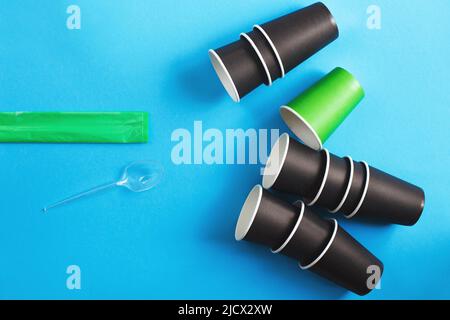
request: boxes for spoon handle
[42,181,119,213]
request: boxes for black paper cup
[235,185,300,249]
[317,154,353,210]
[299,219,384,296]
[262,133,325,200]
[352,166,425,226]
[263,134,425,226]
[209,38,267,102]
[210,2,338,102]
[272,202,334,265]
[259,2,339,74]
[244,30,283,83]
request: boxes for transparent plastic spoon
[43,161,163,212]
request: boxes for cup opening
[235,185,263,241]
[262,133,290,189]
[280,106,322,151]
[208,49,241,103]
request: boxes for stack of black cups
[209,2,339,102]
[262,134,425,226]
[235,133,425,295]
[222,2,426,296]
[235,185,384,296]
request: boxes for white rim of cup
[306,149,330,206]
[208,49,241,103]
[240,33,273,86]
[253,24,286,78]
[345,161,370,219]
[299,219,338,270]
[235,185,263,241]
[329,156,354,213]
[280,106,323,151]
[262,133,290,190]
[271,202,305,254]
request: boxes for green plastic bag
[0,112,148,143]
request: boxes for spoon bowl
[120,161,164,192]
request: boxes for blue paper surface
[0,0,449,299]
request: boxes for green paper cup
[280,67,365,150]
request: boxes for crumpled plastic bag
[0,112,148,143]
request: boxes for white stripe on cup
[330,156,354,213]
[345,161,370,219]
[299,219,339,270]
[240,33,272,86]
[253,24,285,78]
[271,202,305,254]
[306,149,330,206]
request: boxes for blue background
[0,0,449,299]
